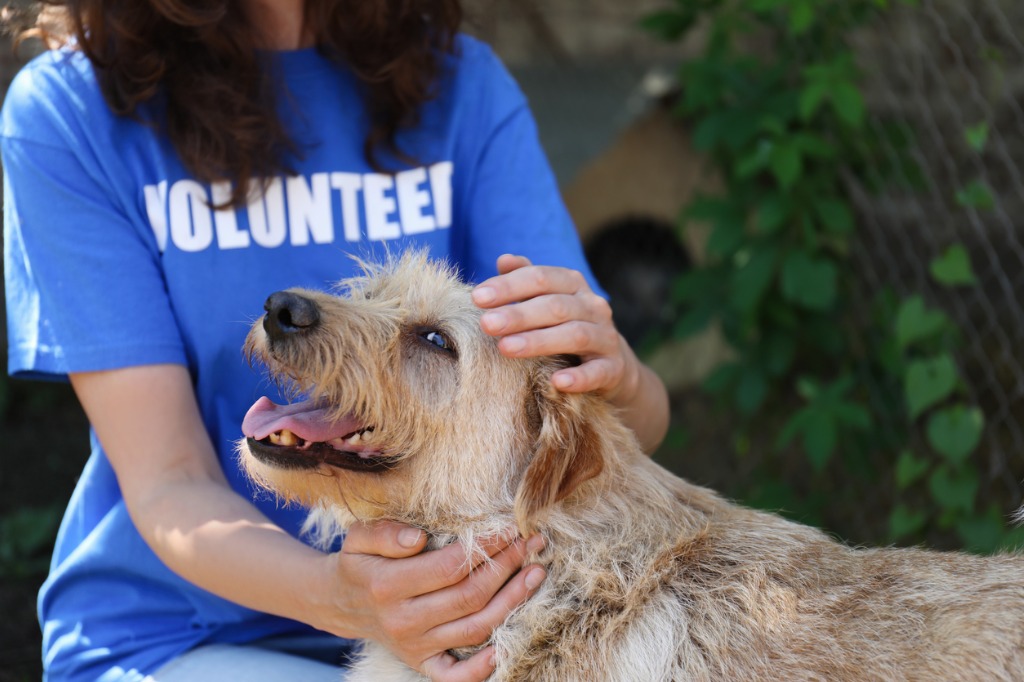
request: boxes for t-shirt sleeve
[3,67,187,380]
[454,43,605,296]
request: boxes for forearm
[129,476,340,632]
[69,366,342,635]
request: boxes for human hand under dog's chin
[472,254,640,406]
[316,520,545,682]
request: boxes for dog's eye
[420,330,455,354]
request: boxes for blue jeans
[147,634,358,681]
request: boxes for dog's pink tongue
[242,396,362,442]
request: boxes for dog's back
[492,453,1024,681]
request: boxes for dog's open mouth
[242,396,397,472]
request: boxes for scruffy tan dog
[239,252,1024,681]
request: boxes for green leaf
[905,354,958,419]
[684,196,731,223]
[1000,526,1024,553]
[798,82,829,121]
[749,0,788,11]
[672,266,720,303]
[761,332,796,377]
[831,82,865,128]
[736,365,768,415]
[955,180,995,210]
[825,373,857,398]
[795,375,819,401]
[757,194,791,234]
[778,409,811,449]
[813,197,855,234]
[889,504,927,540]
[793,133,835,159]
[737,139,773,178]
[770,142,803,189]
[894,450,930,489]
[926,404,984,464]
[693,199,746,259]
[928,464,979,514]
[802,415,837,471]
[780,251,838,311]
[929,244,977,287]
[894,295,950,349]
[703,362,740,395]
[707,217,745,258]
[672,301,716,338]
[693,114,729,151]
[833,401,871,430]
[789,0,815,35]
[964,122,989,152]
[955,506,1006,554]
[730,245,779,313]
[637,9,696,42]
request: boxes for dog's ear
[514,363,606,534]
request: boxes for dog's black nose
[263,291,320,341]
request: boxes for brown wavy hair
[13,0,462,206]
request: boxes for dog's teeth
[278,429,299,446]
[268,432,282,445]
[361,429,374,442]
[347,431,362,445]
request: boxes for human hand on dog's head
[472,254,634,401]
[472,254,669,454]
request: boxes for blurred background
[3,0,1024,678]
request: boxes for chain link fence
[846,0,1024,529]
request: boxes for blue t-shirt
[3,37,601,682]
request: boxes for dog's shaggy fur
[239,252,1024,681]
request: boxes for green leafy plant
[885,258,988,550]
[644,0,1016,550]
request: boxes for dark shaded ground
[1,379,89,682]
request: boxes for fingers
[473,255,613,355]
[550,356,626,394]
[352,532,545,679]
[472,260,591,310]
[479,290,612,337]
[357,529,521,608]
[370,535,544,654]
[472,255,629,396]
[341,520,428,559]
[425,558,547,651]
[405,533,521,596]
[482,297,616,354]
[420,647,497,682]
[413,535,544,631]
[495,253,531,275]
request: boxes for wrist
[303,550,362,639]
[607,335,642,409]
[606,336,670,454]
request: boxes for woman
[2,1,670,680]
